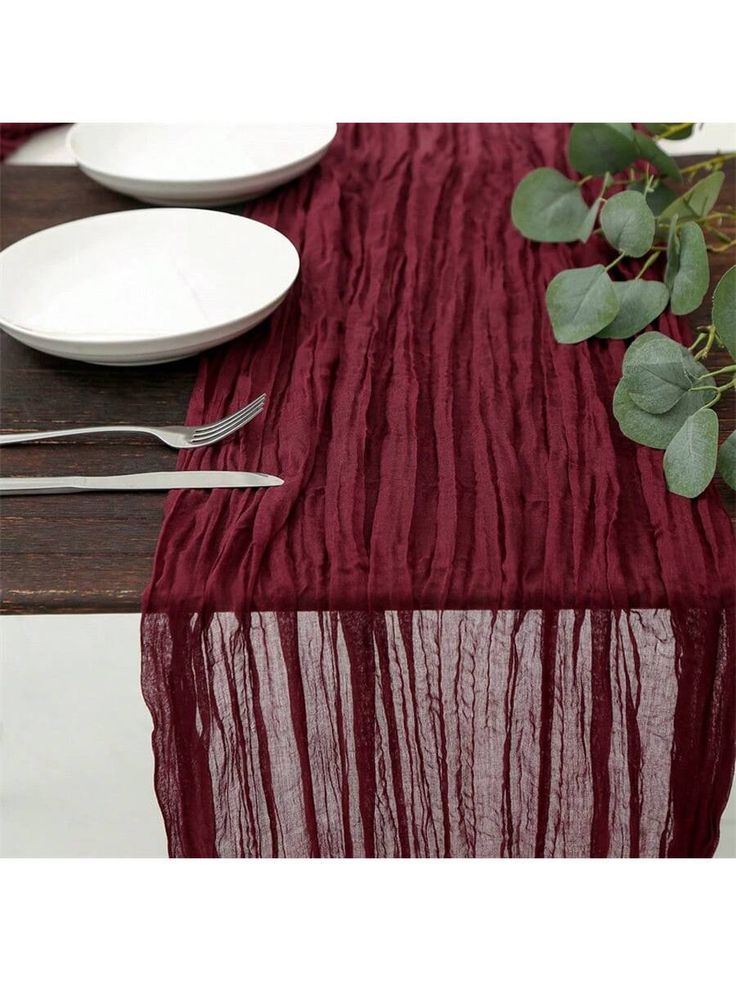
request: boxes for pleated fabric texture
[141,124,735,858]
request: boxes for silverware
[0,471,284,496]
[0,394,267,449]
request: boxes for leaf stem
[605,252,625,273]
[654,123,695,140]
[690,211,736,226]
[692,377,736,396]
[688,330,710,353]
[693,324,717,361]
[689,337,703,352]
[709,227,735,244]
[641,172,656,200]
[708,238,736,254]
[635,251,661,279]
[679,152,736,176]
[699,364,736,380]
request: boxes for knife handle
[0,477,89,495]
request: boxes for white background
[1,614,167,857]
[1,7,735,979]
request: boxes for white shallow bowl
[67,123,338,205]
[0,208,299,365]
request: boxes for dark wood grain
[0,166,197,613]
[1,156,734,614]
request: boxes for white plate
[0,208,299,365]
[67,124,337,205]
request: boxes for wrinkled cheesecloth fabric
[141,124,735,857]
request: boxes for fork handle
[0,426,153,445]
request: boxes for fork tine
[192,423,250,446]
[194,394,265,434]
[190,396,266,444]
[193,394,266,438]
[190,415,261,446]
[191,419,256,446]
[211,392,265,425]
[192,404,263,440]
[193,407,257,439]
[192,413,258,443]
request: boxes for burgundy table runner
[141,124,735,857]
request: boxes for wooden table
[1,159,734,613]
[0,167,198,612]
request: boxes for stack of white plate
[0,208,300,365]
[0,124,338,364]
[67,123,337,206]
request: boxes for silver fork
[0,393,267,450]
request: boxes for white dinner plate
[67,124,337,205]
[0,208,299,365]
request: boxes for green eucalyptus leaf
[712,265,736,359]
[568,123,639,176]
[668,222,709,315]
[613,378,710,449]
[622,331,707,413]
[630,179,678,216]
[663,406,719,498]
[643,124,694,141]
[597,280,670,339]
[600,191,655,257]
[632,131,681,180]
[717,431,736,491]
[546,265,619,344]
[658,171,725,223]
[510,167,590,243]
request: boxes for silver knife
[0,471,284,496]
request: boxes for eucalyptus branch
[653,123,695,140]
[509,122,736,497]
[680,153,736,177]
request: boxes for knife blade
[0,471,284,495]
